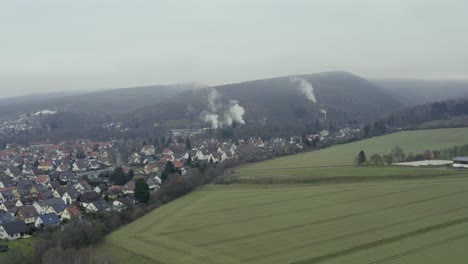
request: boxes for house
[0,200,18,211]
[75,180,92,193]
[128,153,142,165]
[47,181,62,191]
[38,160,54,171]
[13,188,31,199]
[54,186,80,205]
[62,189,80,205]
[123,180,135,195]
[30,184,48,195]
[0,178,14,188]
[94,184,107,194]
[20,197,38,206]
[86,199,110,213]
[46,203,67,216]
[453,157,468,168]
[0,211,15,225]
[162,148,174,156]
[105,188,123,199]
[112,197,133,211]
[35,213,60,228]
[77,191,100,207]
[37,190,54,201]
[144,163,158,174]
[72,160,88,172]
[35,175,50,186]
[16,180,34,190]
[33,198,65,214]
[56,164,69,172]
[0,190,14,202]
[15,206,39,225]
[140,145,156,156]
[61,206,81,221]
[0,220,28,240]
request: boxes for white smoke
[207,89,221,112]
[200,89,246,129]
[201,112,219,129]
[290,76,317,103]
[320,108,327,120]
[185,104,194,116]
[224,100,246,126]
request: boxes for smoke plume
[200,89,246,129]
[290,76,317,103]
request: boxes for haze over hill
[0,83,203,121]
[126,72,404,134]
[374,79,468,106]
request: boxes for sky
[1,0,467,98]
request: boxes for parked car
[0,245,8,252]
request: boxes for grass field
[0,237,33,263]
[100,128,468,263]
[102,173,468,264]
[240,127,468,170]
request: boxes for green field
[0,237,33,263]
[241,127,468,170]
[102,174,468,264]
[100,128,468,263]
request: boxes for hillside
[127,72,404,136]
[374,79,468,106]
[0,83,202,120]
[381,97,468,129]
[99,127,468,263]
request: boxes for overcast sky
[1,0,467,98]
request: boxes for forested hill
[126,71,405,137]
[0,83,202,121]
[381,97,468,129]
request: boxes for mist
[1,0,468,98]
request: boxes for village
[0,126,364,242]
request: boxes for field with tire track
[101,173,468,263]
[100,128,468,263]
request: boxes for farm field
[240,127,468,170]
[100,128,468,263]
[233,165,463,183]
[102,172,468,264]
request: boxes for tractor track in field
[239,205,468,262]
[105,240,166,264]
[136,195,206,235]
[198,190,468,249]
[188,189,355,217]
[368,232,468,264]
[133,236,219,264]
[159,186,431,236]
[235,173,465,185]
[291,215,468,264]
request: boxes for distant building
[453,157,468,168]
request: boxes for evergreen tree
[357,150,367,166]
[110,167,127,185]
[134,178,150,203]
[164,161,176,175]
[127,169,135,182]
[185,154,192,166]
